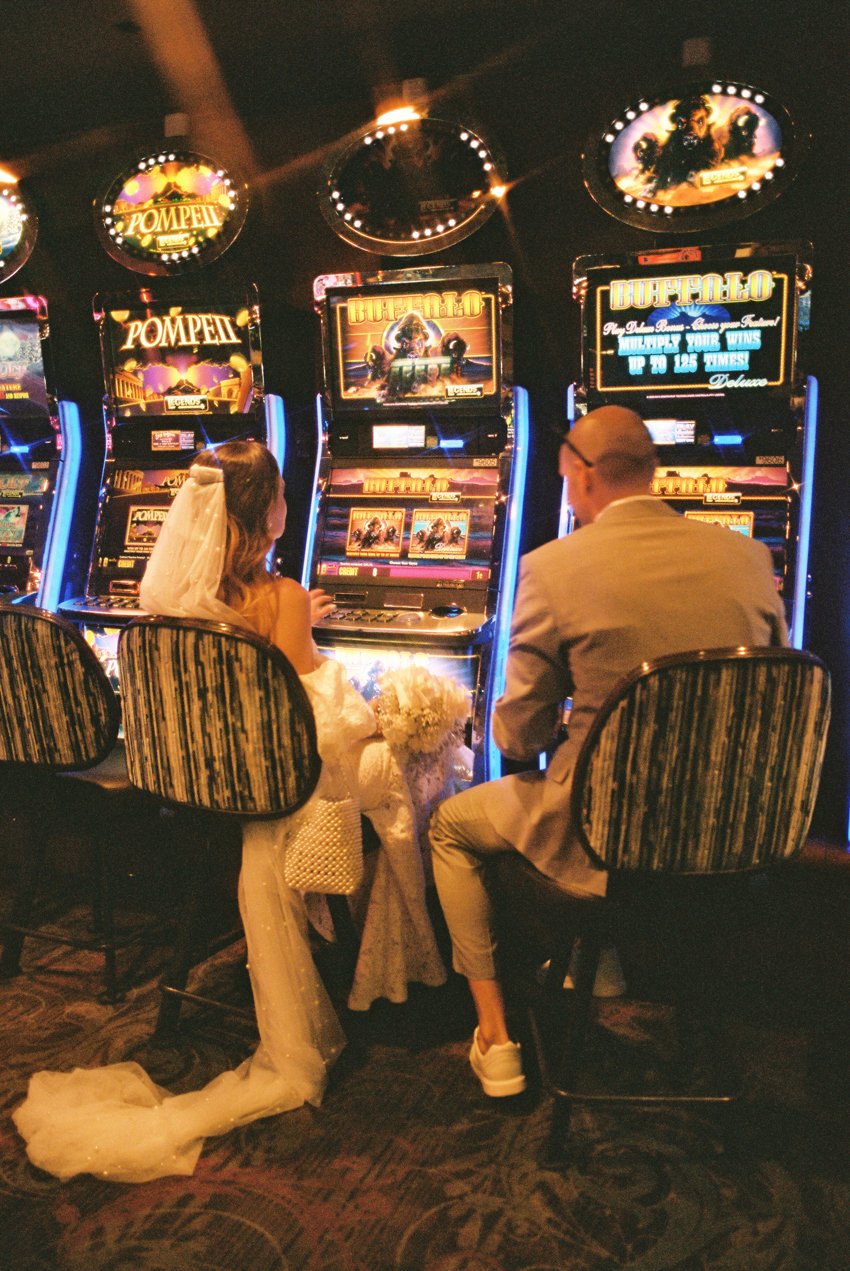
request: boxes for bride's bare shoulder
[248,578,306,640]
[269,576,309,607]
[253,576,306,603]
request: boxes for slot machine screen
[327,279,501,412]
[0,499,29,547]
[314,462,499,600]
[84,625,122,696]
[584,254,796,397]
[644,418,697,446]
[93,465,187,598]
[0,303,50,419]
[98,293,262,420]
[0,472,51,592]
[317,642,479,702]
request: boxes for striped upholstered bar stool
[118,615,358,1036]
[0,604,152,1002]
[488,646,832,1163]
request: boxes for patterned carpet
[1,856,849,1270]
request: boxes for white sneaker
[562,944,627,998]
[469,1027,527,1097]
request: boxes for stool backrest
[0,604,119,771]
[118,616,321,818]
[571,647,831,875]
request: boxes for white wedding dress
[13,658,446,1183]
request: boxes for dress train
[13,657,445,1182]
[13,823,344,1183]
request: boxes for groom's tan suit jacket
[488,498,788,894]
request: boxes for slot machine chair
[487,647,831,1165]
[0,605,155,1003]
[118,615,364,1037]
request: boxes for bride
[13,441,446,1183]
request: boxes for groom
[429,404,788,1096]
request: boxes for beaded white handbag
[283,796,364,894]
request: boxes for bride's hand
[309,588,334,623]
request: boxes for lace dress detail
[299,658,446,1011]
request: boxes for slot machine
[569,79,816,646]
[0,295,83,609]
[303,262,528,781]
[59,285,285,686]
[565,241,816,646]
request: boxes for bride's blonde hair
[193,441,280,614]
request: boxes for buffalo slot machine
[59,285,285,686]
[305,263,528,781]
[0,296,83,609]
[567,241,816,645]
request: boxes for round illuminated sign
[0,185,37,281]
[319,116,507,255]
[583,81,804,232]
[94,149,249,275]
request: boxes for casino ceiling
[0,0,841,184]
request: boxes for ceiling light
[375,107,420,126]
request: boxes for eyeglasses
[561,435,595,468]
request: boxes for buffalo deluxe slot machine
[567,241,816,645]
[0,295,83,609]
[304,263,528,781]
[59,285,285,685]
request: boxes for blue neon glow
[790,376,818,652]
[264,393,286,474]
[439,438,465,449]
[558,386,577,539]
[38,400,83,610]
[486,386,529,780]
[713,433,743,446]
[264,393,286,569]
[300,395,326,588]
[7,444,33,455]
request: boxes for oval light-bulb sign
[320,115,507,255]
[94,149,248,275]
[583,81,804,232]
[0,184,37,281]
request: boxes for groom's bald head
[560,407,658,523]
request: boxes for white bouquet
[373,664,470,756]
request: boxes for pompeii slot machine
[58,286,285,687]
[567,241,816,646]
[0,295,83,610]
[60,143,284,685]
[303,262,528,782]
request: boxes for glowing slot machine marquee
[566,241,816,645]
[306,263,528,781]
